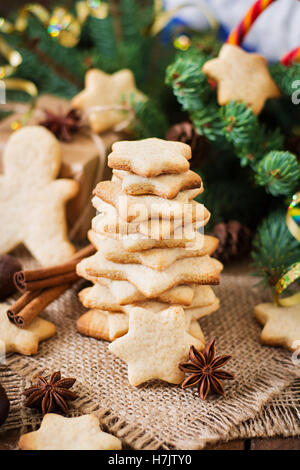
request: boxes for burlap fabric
[0,254,299,449]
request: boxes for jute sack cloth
[0,251,299,449]
[2,368,300,448]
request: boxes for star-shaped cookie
[78,252,222,298]
[0,126,78,266]
[89,230,217,270]
[0,303,56,356]
[93,180,203,222]
[203,44,281,115]
[78,260,195,305]
[77,307,206,343]
[113,168,202,199]
[18,413,122,450]
[109,306,203,386]
[108,138,192,177]
[79,283,217,313]
[255,302,300,352]
[72,68,145,133]
[92,197,208,240]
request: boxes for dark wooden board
[1,428,299,450]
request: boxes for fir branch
[221,101,258,150]
[196,173,271,229]
[130,98,168,139]
[255,151,300,196]
[120,0,142,42]
[235,126,284,168]
[191,104,224,144]
[270,62,300,97]
[21,34,82,89]
[165,48,213,112]
[86,14,119,66]
[231,121,284,168]
[166,48,225,143]
[260,128,285,155]
[109,0,123,42]
[166,50,286,165]
[251,210,300,289]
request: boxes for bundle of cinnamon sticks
[7,245,96,328]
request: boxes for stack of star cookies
[77,138,223,386]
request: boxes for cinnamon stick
[7,290,42,318]
[14,270,80,292]
[7,285,69,328]
[8,244,96,328]
[72,244,96,260]
[14,244,96,292]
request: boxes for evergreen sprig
[130,98,168,139]
[270,62,300,97]
[166,47,299,197]
[251,210,300,288]
[120,0,144,43]
[255,151,300,196]
[166,50,212,112]
[221,101,258,151]
[86,14,119,71]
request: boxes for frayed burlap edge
[171,356,299,449]
[3,350,299,450]
[1,260,299,450]
[1,362,165,450]
[231,378,300,441]
[1,364,300,450]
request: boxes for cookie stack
[77,138,223,386]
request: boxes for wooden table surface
[1,428,299,450]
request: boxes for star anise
[178,340,234,400]
[39,108,82,142]
[23,371,77,415]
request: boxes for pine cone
[210,221,253,263]
[166,121,207,167]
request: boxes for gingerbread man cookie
[0,126,79,266]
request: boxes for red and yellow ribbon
[226,0,276,46]
[226,0,300,68]
[281,46,300,66]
